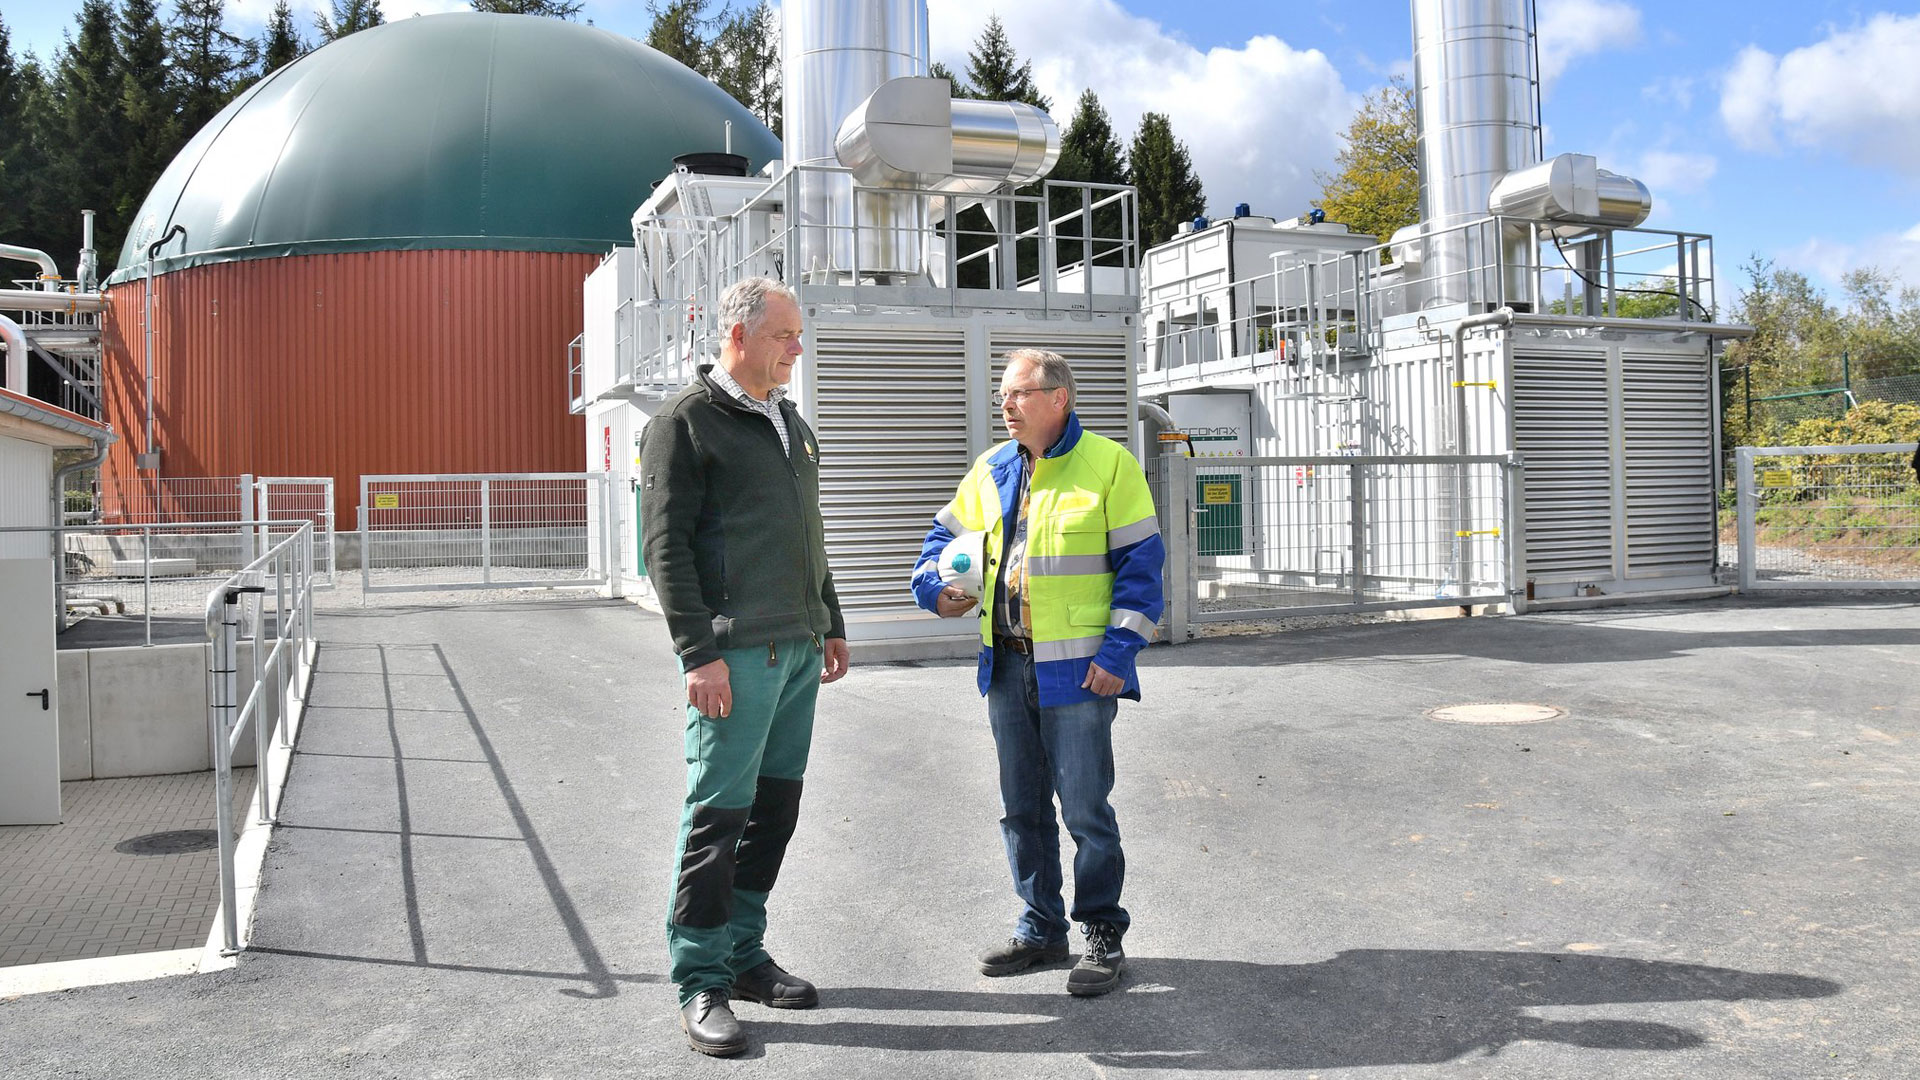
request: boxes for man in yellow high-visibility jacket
[910,347,1165,997]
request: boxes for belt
[995,635,1033,655]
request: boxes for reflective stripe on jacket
[910,412,1166,706]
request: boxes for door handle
[26,689,48,711]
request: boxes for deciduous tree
[1314,77,1417,245]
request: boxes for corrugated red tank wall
[102,249,594,528]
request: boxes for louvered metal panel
[1622,350,1714,577]
[811,324,972,616]
[987,328,1135,450]
[1512,351,1615,581]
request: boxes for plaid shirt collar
[709,363,786,409]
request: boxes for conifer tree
[315,0,384,43]
[928,60,968,98]
[1050,88,1128,267]
[0,18,31,247]
[469,0,585,16]
[169,0,257,137]
[259,1,307,77]
[709,1,779,136]
[117,0,176,240]
[645,0,711,72]
[51,0,129,272]
[962,15,1047,109]
[1128,111,1205,247]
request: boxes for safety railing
[1734,444,1920,591]
[1140,247,1371,385]
[0,517,314,645]
[205,521,318,955]
[1154,451,1526,638]
[625,164,1139,392]
[1137,216,1720,389]
[358,472,617,595]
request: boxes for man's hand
[821,637,851,684]
[686,657,732,718]
[936,586,979,618]
[1082,661,1124,697]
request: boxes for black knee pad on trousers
[674,803,751,928]
[734,777,805,894]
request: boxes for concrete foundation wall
[56,641,260,779]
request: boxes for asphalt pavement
[2,593,1915,1079]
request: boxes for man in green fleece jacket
[638,276,850,1057]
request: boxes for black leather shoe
[679,989,746,1056]
[1066,922,1125,997]
[731,958,819,1009]
[979,937,1070,976]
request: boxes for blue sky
[8,0,1920,303]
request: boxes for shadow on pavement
[756,950,1840,1070]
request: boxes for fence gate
[358,473,617,595]
[1735,444,1920,591]
[1156,453,1526,639]
[257,477,336,584]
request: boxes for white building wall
[0,433,53,558]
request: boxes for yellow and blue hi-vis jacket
[911,412,1166,706]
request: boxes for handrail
[202,522,318,956]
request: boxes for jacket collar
[697,363,791,414]
[988,411,1084,467]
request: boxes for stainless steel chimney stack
[783,0,929,281]
[1409,0,1540,306]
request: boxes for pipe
[1410,0,1540,305]
[1447,307,1515,454]
[78,210,98,291]
[52,432,112,633]
[783,0,929,279]
[0,314,27,391]
[144,224,187,466]
[0,243,61,285]
[0,288,106,313]
[1507,312,1756,339]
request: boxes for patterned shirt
[709,364,791,457]
[992,448,1034,641]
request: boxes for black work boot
[679,988,746,1057]
[731,958,819,1009]
[979,936,1070,976]
[1066,922,1125,997]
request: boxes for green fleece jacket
[638,365,846,672]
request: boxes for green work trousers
[665,636,820,1005]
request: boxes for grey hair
[718,276,798,339]
[1003,348,1077,410]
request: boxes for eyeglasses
[993,385,1059,407]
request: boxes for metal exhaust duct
[1409,0,1540,306]
[782,0,929,281]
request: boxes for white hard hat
[938,531,987,599]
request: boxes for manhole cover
[115,829,218,856]
[1425,703,1566,725]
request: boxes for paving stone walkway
[0,769,252,967]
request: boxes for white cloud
[927,1,1356,219]
[1634,149,1717,195]
[1719,13,1920,173]
[1536,0,1642,85]
[1783,228,1920,290]
[1640,75,1697,112]
[221,1,475,38]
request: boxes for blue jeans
[985,641,1128,946]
